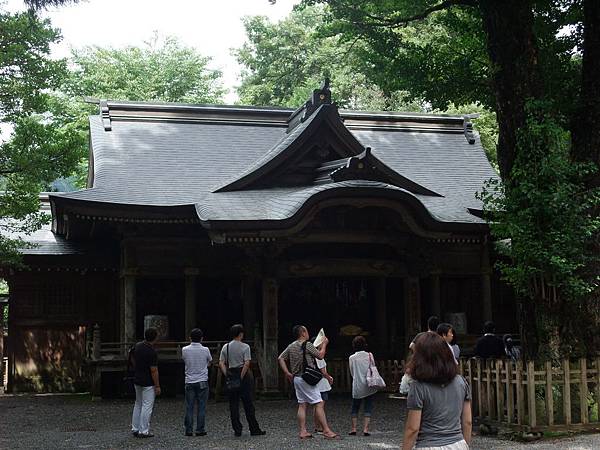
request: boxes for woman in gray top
[402,332,472,450]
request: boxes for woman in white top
[348,336,378,436]
[313,343,333,433]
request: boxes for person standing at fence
[312,333,333,434]
[436,323,459,364]
[402,332,472,450]
[474,321,504,360]
[409,316,440,351]
[278,325,340,440]
[348,336,378,437]
[218,324,266,437]
[182,328,212,437]
[131,327,161,438]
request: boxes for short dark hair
[483,321,496,334]
[352,335,368,351]
[190,328,203,342]
[292,325,305,339]
[230,324,244,339]
[144,327,158,342]
[436,323,454,337]
[427,316,440,332]
[406,332,458,385]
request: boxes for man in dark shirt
[474,321,505,359]
[131,327,160,438]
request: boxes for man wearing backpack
[131,327,160,438]
[278,325,339,440]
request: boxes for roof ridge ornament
[99,100,112,131]
[287,78,334,132]
[463,114,478,145]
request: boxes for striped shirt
[279,340,319,375]
[182,343,212,384]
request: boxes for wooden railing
[87,339,254,361]
[461,358,600,432]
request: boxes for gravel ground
[1,393,599,449]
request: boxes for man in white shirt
[182,328,212,436]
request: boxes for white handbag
[366,352,386,389]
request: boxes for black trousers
[228,370,260,434]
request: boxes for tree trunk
[478,0,541,180]
[570,0,600,356]
[478,0,545,356]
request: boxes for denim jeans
[184,381,209,434]
[132,385,155,435]
[228,370,261,434]
[351,393,375,417]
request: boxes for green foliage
[478,102,600,357]
[237,5,499,163]
[0,8,83,265]
[50,35,226,187]
[235,5,422,111]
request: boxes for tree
[305,0,599,358]
[236,5,499,164]
[235,5,421,111]
[53,35,226,186]
[0,7,82,265]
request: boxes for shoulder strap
[226,343,230,368]
[301,341,309,370]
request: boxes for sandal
[363,432,371,436]
[348,431,356,436]
[324,433,341,440]
[299,434,313,440]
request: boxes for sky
[5,0,299,103]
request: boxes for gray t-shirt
[219,340,251,369]
[407,375,471,448]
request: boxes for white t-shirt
[182,342,212,384]
[315,359,331,392]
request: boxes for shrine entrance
[278,276,406,358]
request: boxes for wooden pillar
[242,277,257,341]
[261,277,279,393]
[430,272,441,318]
[122,272,136,345]
[374,278,387,352]
[404,276,422,346]
[481,241,493,322]
[184,268,199,338]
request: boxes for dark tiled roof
[52,100,498,229]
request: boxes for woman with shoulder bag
[348,336,378,437]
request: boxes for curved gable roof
[51,98,498,231]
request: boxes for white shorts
[416,439,469,450]
[293,376,322,405]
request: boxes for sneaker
[250,430,266,436]
[185,432,193,437]
[196,431,207,436]
[138,433,154,438]
[234,431,242,437]
[132,431,139,437]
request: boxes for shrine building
[0,82,515,394]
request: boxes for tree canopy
[303,0,599,358]
[0,7,82,265]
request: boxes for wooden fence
[462,358,600,432]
